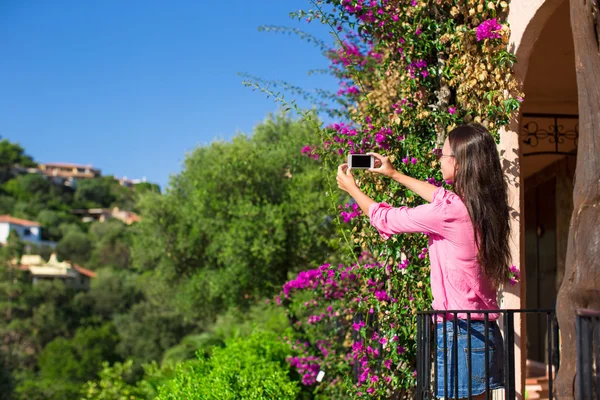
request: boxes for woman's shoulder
[432,187,469,217]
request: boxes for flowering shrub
[248,0,522,398]
[508,265,521,286]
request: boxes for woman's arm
[336,163,446,237]
[346,185,375,216]
[336,164,375,215]
[389,170,438,203]
[368,152,438,203]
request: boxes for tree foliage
[131,113,341,313]
[0,139,36,184]
[156,331,300,400]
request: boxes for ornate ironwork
[520,113,578,157]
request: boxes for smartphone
[348,154,374,169]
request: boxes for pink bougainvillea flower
[476,18,502,41]
[353,320,366,331]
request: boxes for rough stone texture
[555,157,576,293]
[555,0,600,398]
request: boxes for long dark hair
[448,124,511,287]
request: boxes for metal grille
[576,308,600,400]
[416,309,560,400]
[520,113,578,157]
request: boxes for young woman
[336,124,509,399]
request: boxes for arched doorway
[518,0,578,385]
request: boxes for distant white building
[0,215,42,245]
[116,175,147,187]
[14,253,96,290]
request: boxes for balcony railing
[416,309,559,400]
[576,308,600,400]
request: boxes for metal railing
[416,309,559,400]
[576,308,600,400]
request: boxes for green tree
[2,174,74,219]
[4,230,25,262]
[156,331,299,400]
[134,182,161,195]
[81,268,142,320]
[87,220,131,269]
[36,209,74,242]
[80,359,148,400]
[0,195,15,214]
[131,114,340,316]
[38,323,120,382]
[25,243,54,261]
[162,302,291,365]
[0,348,14,400]
[18,323,122,400]
[74,177,117,209]
[56,229,92,265]
[0,271,92,398]
[114,300,193,364]
[2,174,51,203]
[0,139,36,184]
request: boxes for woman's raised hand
[336,163,357,193]
[367,152,396,177]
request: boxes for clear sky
[0,0,338,189]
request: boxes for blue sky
[0,0,338,189]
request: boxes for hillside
[0,137,159,267]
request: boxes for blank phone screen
[351,155,372,168]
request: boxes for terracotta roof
[126,213,141,224]
[0,215,41,227]
[73,264,97,278]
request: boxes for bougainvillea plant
[245,0,522,398]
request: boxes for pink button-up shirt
[368,187,499,320]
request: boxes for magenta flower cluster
[288,355,321,385]
[301,145,319,160]
[402,156,418,165]
[327,121,377,155]
[476,18,502,41]
[282,263,358,301]
[337,81,361,96]
[339,202,360,223]
[277,254,422,394]
[407,59,428,79]
[508,265,520,285]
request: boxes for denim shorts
[435,319,504,399]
